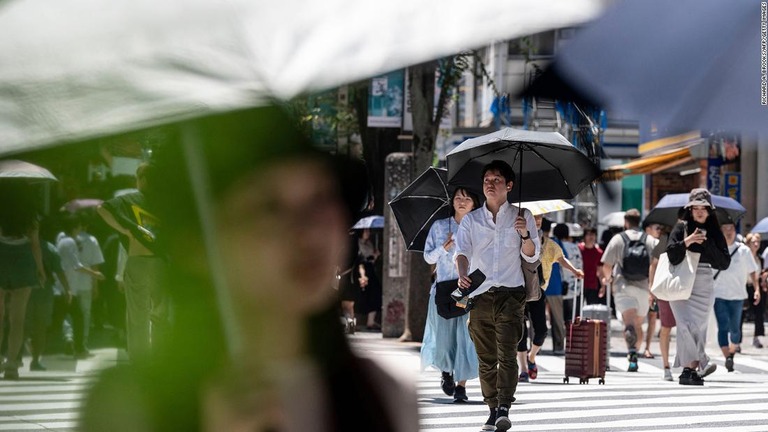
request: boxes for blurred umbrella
[0,159,57,182]
[389,167,452,252]
[446,128,601,202]
[600,211,625,228]
[644,193,746,227]
[511,199,573,216]
[521,0,764,135]
[351,215,384,230]
[751,217,768,235]
[0,0,602,155]
[61,198,104,213]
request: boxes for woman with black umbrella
[420,187,480,403]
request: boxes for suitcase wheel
[563,377,569,384]
[579,378,588,384]
[599,378,605,385]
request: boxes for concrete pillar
[382,153,412,338]
[741,134,758,229]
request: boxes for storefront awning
[600,130,707,181]
[601,147,695,181]
[638,130,704,155]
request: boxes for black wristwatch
[520,232,531,240]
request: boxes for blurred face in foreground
[215,158,348,318]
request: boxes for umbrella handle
[517,146,523,213]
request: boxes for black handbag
[434,269,487,319]
[435,279,468,319]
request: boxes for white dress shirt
[454,203,540,298]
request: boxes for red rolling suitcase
[563,280,608,384]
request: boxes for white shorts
[613,280,649,317]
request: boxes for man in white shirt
[56,214,104,357]
[455,160,540,432]
[714,222,760,372]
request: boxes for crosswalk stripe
[416,363,768,431]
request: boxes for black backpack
[619,232,650,281]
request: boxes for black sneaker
[495,405,511,432]
[30,360,46,371]
[725,354,734,372]
[679,367,704,385]
[453,385,468,403]
[628,352,639,372]
[4,369,19,380]
[481,407,497,431]
[3,363,19,380]
[440,371,456,396]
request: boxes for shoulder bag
[434,279,468,319]
[650,250,701,301]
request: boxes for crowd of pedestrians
[2,111,768,432]
[0,162,169,380]
[419,181,768,429]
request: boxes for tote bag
[650,251,701,301]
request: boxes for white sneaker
[663,368,673,381]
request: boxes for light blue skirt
[420,290,479,382]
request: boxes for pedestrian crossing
[0,373,92,431]
[0,347,122,431]
[3,335,768,431]
[416,356,768,431]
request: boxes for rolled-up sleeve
[521,209,541,263]
[423,221,446,265]
[454,216,472,263]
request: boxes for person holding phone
[665,189,731,385]
[454,160,540,432]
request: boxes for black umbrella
[644,193,746,227]
[446,128,600,202]
[388,167,455,252]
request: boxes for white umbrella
[351,215,385,230]
[0,159,57,182]
[600,211,625,228]
[0,0,603,154]
[511,199,574,216]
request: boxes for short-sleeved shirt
[714,242,759,300]
[601,228,659,288]
[56,232,104,294]
[578,243,603,289]
[561,241,583,298]
[540,236,564,291]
